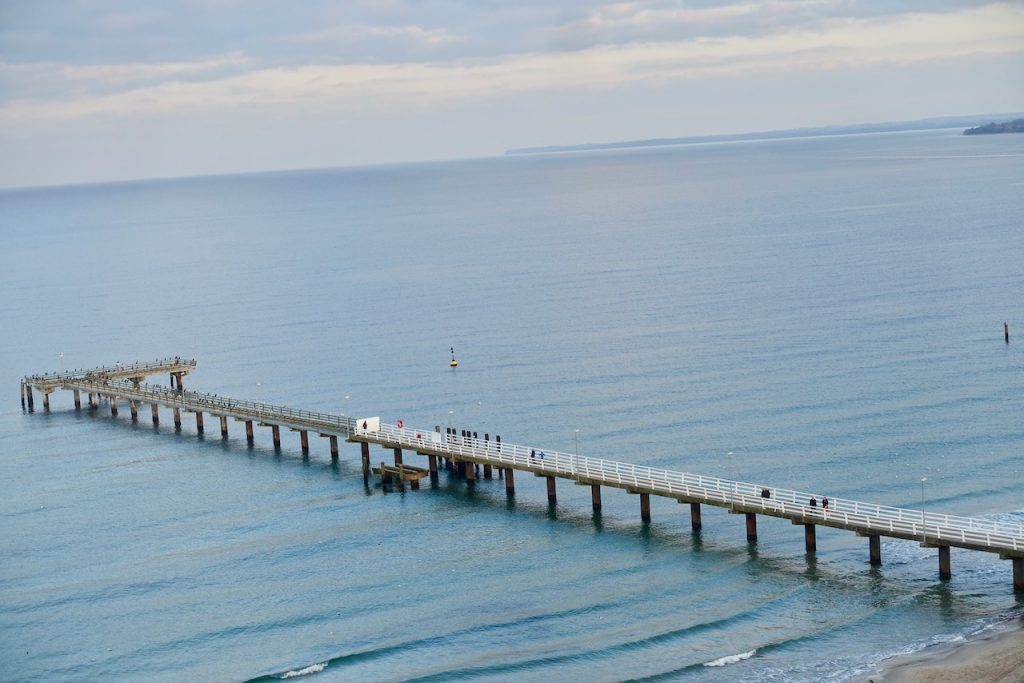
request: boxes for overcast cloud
[1,1,1022,187]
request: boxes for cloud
[1,4,1021,124]
[288,23,464,47]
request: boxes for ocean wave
[703,649,756,667]
[279,662,326,678]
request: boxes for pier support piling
[938,546,952,580]
[805,523,817,553]
[271,425,281,448]
[546,476,556,503]
[195,411,204,433]
[690,503,703,531]
[360,442,370,471]
[220,415,228,438]
[393,447,402,466]
[130,400,138,421]
[300,430,309,454]
[26,385,34,411]
[173,407,181,429]
[484,464,492,479]
[110,396,118,416]
[428,454,438,475]
[245,420,253,444]
[745,512,758,542]
[465,460,475,487]
[330,436,339,461]
[869,534,882,566]
[151,403,159,425]
[591,484,602,512]
[640,493,651,523]
[505,468,515,496]
[43,392,50,412]
[90,392,98,408]
[73,389,81,410]
[1012,557,1024,591]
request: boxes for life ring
[396,419,404,428]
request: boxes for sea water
[1,128,1022,682]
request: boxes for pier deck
[21,358,1024,589]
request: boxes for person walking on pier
[809,496,817,508]
[822,496,829,513]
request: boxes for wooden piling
[151,403,159,425]
[428,453,438,475]
[73,389,81,410]
[195,411,204,433]
[300,430,309,454]
[110,396,118,416]
[1012,557,1024,591]
[546,475,556,503]
[484,464,492,479]
[330,435,339,461]
[640,493,651,522]
[1006,322,1010,344]
[173,406,181,428]
[42,392,50,412]
[465,459,475,486]
[360,441,370,470]
[130,400,138,421]
[745,512,757,541]
[805,523,817,552]
[505,468,515,496]
[26,386,34,410]
[220,415,228,437]
[690,502,703,531]
[271,425,281,448]
[393,447,402,466]
[591,484,602,512]
[869,534,882,565]
[938,546,951,580]
[245,420,253,443]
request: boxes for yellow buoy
[450,347,458,367]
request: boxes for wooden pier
[21,358,1024,591]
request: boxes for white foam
[280,662,326,679]
[703,649,756,667]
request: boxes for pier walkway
[21,358,1024,590]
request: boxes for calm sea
[1,129,1022,682]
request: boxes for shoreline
[859,618,1024,683]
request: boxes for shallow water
[1,129,1023,681]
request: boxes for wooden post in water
[546,476,556,503]
[745,512,757,541]
[1006,322,1010,344]
[805,523,817,552]
[330,435,339,461]
[1012,557,1024,591]
[640,493,651,522]
[195,411,204,433]
[938,546,951,580]
[220,415,228,437]
[73,389,81,410]
[690,502,703,531]
[271,425,281,448]
[130,400,138,421]
[591,484,602,512]
[428,454,438,480]
[245,420,254,444]
[869,534,882,565]
[504,468,515,496]
[42,392,50,412]
[300,430,309,454]
[110,396,118,416]
[465,459,475,487]
[173,407,181,429]
[26,385,34,411]
[393,447,402,466]
[360,441,370,471]
[151,403,159,425]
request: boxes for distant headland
[963,118,1024,135]
[505,113,1024,156]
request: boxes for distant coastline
[963,118,1024,135]
[505,113,1024,156]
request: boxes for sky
[1,1,1023,188]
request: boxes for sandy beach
[863,621,1024,683]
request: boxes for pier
[21,358,1024,591]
